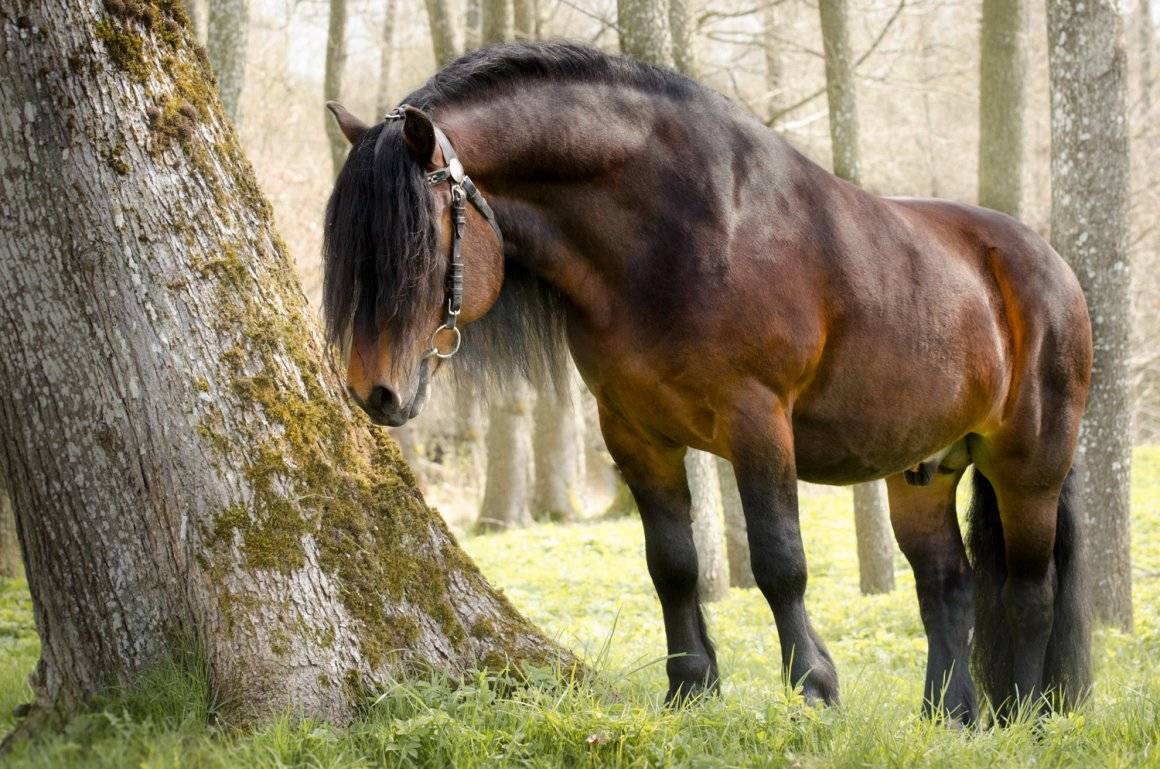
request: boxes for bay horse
[322,42,1092,724]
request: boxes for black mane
[322,42,695,389]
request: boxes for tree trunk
[206,0,248,125]
[669,0,696,76]
[618,0,674,67]
[818,0,895,594]
[1047,0,1134,631]
[375,0,398,118]
[978,0,1027,217]
[717,457,755,589]
[531,377,585,522]
[426,0,459,66]
[0,474,20,580]
[852,482,895,594]
[477,382,534,532]
[483,0,513,44]
[325,0,348,177]
[686,451,728,602]
[187,0,208,44]
[465,0,482,50]
[513,0,535,40]
[0,0,564,729]
[818,0,860,184]
[762,0,785,121]
[1142,0,1155,112]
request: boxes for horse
[321,41,1092,725]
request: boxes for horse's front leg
[598,406,719,704]
[732,410,839,706]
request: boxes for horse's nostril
[368,385,400,415]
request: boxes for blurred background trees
[208,0,1153,620]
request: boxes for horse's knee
[749,547,807,604]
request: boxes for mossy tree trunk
[717,458,755,589]
[531,375,585,522]
[206,0,247,124]
[978,0,1026,217]
[325,0,348,176]
[375,0,398,119]
[0,0,564,730]
[1047,0,1134,631]
[0,474,20,580]
[818,0,895,595]
[426,0,459,65]
[477,382,534,532]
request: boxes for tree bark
[477,382,534,532]
[0,0,564,729]
[852,481,895,594]
[669,0,696,76]
[531,377,585,522]
[1142,0,1155,112]
[325,0,348,177]
[513,0,535,40]
[375,0,398,118]
[1047,0,1134,631]
[978,0,1027,217]
[717,457,755,589]
[818,0,894,594]
[618,0,674,67]
[465,0,482,50]
[686,451,728,602]
[0,474,20,580]
[482,0,513,44]
[187,0,208,45]
[818,0,860,184]
[762,0,785,122]
[206,0,248,125]
[426,0,459,66]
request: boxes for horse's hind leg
[885,469,977,724]
[732,412,839,706]
[598,406,719,703]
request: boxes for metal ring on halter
[424,323,462,360]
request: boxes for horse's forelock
[322,122,441,359]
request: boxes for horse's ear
[402,105,437,162]
[326,101,369,146]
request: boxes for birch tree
[1047,0,1134,630]
[0,0,563,730]
[978,0,1027,216]
[818,0,895,594]
[206,0,248,124]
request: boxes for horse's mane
[322,42,696,392]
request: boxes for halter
[384,106,503,363]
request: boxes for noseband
[384,106,503,364]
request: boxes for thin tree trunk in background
[478,382,534,532]
[818,0,894,595]
[618,0,674,66]
[466,0,483,50]
[686,451,729,602]
[818,0,860,184]
[426,0,460,66]
[325,0,348,177]
[513,0,535,40]
[1048,0,1134,631]
[0,475,20,579]
[978,0,1027,217]
[532,376,585,522]
[207,0,248,124]
[762,1,785,121]
[852,482,895,594]
[483,0,513,44]
[0,0,564,730]
[717,457,755,589]
[187,0,208,44]
[669,0,697,76]
[375,0,398,118]
[1143,0,1155,111]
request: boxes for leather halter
[384,106,503,363]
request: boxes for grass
[1,449,1158,767]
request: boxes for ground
[1,449,1157,768]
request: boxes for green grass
[2,449,1158,768]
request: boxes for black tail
[967,467,1092,714]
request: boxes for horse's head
[323,103,505,426]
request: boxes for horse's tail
[967,466,1092,713]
